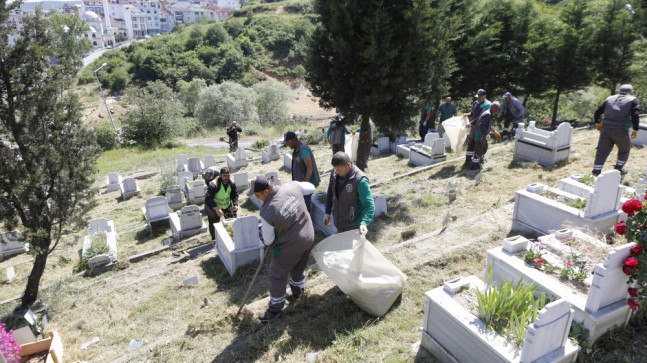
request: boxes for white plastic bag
[441,115,469,155]
[344,132,359,163]
[311,230,407,316]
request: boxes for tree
[253,79,293,124]
[121,81,185,146]
[195,81,259,127]
[307,0,454,170]
[205,23,231,47]
[216,42,249,82]
[177,78,207,116]
[591,0,641,94]
[0,5,100,307]
[48,12,93,88]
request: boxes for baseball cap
[503,92,512,98]
[474,89,487,98]
[247,175,269,196]
[220,167,230,174]
[619,84,633,93]
[284,131,297,142]
[232,121,237,125]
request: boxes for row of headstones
[421,227,636,362]
[106,173,141,199]
[142,197,207,241]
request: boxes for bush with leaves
[95,125,118,150]
[195,81,258,127]
[121,81,185,147]
[253,79,293,125]
[177,78,207,116]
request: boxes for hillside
[2,127,647,361]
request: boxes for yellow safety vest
[214,183,232,209]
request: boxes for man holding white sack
[249,175,315,323]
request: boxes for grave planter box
[187,157,204,179]
[184,180,206,205]
[82,218,118,269]
[422,275,579,363]
[512,171,623,235]
[226,148,249,172]
[370,137,391,156]
[19,331,64,363]
[283,152,293,170]
[487,234,635,341]
[409,144,446,167]
[166,185,185,211]
[395,144,411,159]
[105,172,122,193]
[215,216,264,276]
[246,173,281,209]
[513,122,572,166]
[120,177,141,200]
[389,136,407,154]
[630,123,647,146]
[0,230,28,259]
[262,145,280,163]
[170,205,207,241]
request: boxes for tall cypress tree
[0,3,100,307]
[306,0,454,171]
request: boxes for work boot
[592,169,601,176]
[614,165,629,175]
[256,309,283,323]
[286,285,305,303]
[470,160,481,170]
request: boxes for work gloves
[359,225,368,236]
[494,132,501,140]
[596,123,602,131]
[324,214,331,227]
[632,130,638,139]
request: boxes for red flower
[534,258,543,266]
[623,265,635,276]
[631,245,644,255]
[629,287,638,297]
[615,221,627,235]
[565,260,574,267]
[628,299,638,310]
[625,257,639,268]
[622,199,644,217]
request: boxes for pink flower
[534,258,543,266]
[565,260,574,267]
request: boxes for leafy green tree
[48,12,93,87]
[185,26,204,50]
[205,23,231,47]
[307,0,454,170]
[177,78,207,115]
[121,81,185,146]
[195,81,259,127]
[107,68,129,93]
[224,17,245,38]
[591,0,641,94]
[253,79,294,124]
[0,5,100,307]
[216,42,249,82]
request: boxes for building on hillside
[167,2,228,24]
[81,0,105,16]
[137,0,162,35]
[110,3,147,39]
[111,18,128,39]
[159,9,175,33]
[62,3,82,16]
[202,6,230,21]
[211,0,239,10]
[81,10,115,48]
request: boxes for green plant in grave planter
[476,266,546,347]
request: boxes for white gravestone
[141,196,171,232]
[234,172,249,192]
[170,205,207,240]
[120,177,140,200]
[513,121,572,166]
[226,148,249,172]
[187,157,204,179]
[177,154,188,172]
[203,155,216,169]
[215,215,265,276]
[166,185,185,211]
[0,231,28,259]
[177,171,194,190]
[106,172,122,193]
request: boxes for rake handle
[233,242,273,321]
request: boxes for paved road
[184,141,253,149]
[83,41,134,67]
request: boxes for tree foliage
[195,81,259,127]
[177,78,207,116]
[121,81,185,146]
[307,0,455,170]
[253,79,293,124]
[0,4,100,307]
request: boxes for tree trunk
[355,114,371,171]
[609,82,616,96]
[522,94,529,107]
[22,247,50,307]
[551,87,561,130]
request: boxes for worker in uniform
[470,101,502,170]
[250,175,315,322]
[463,89,491,167]
[226,121,243,152]
[592,84,641,176]
[324,152,375,234]
[326,114,351,154]
[284,131,320,213]
[204,167,238,240]
[501,92,525,137]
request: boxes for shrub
[95,125,118,150]
[253,79,293,125]
[195,81,258,127]
[252,139,269,149]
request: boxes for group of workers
[210,83,640,323]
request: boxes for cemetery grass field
[3,128,647,361]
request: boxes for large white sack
[441,115,469,155]
[344,132,359,163]
[311,230,407,317]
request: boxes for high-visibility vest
[214,183,232,209]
